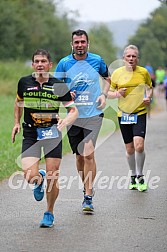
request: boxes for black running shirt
[17,74,74,127]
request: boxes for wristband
[101,92,107,98]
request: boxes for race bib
[120,113,138,124]
[75,91,93,105]
[37,125,59,140]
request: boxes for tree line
[0,0,74,62]
[0,0,166,69]
[0,0,116,65]
[128,3,167,70]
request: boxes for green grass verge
[0,95,22,180]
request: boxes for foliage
[128,4,167,69]
[158,0,167,3]
[88,25,117,66]
[0,0,72,63]
[0,61,32,96]
[139,38,164,69]
[0,0,117,65]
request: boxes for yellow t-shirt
[110,66,152,117]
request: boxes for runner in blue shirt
[54,29,110,213]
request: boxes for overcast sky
[61,0,161,22]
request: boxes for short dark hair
[32,49,52,62]
[72,29,89,42]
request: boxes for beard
[74,48,87,56]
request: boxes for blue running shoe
[40,211,54,228]
[82,195,94,213]
[33,169,46,201]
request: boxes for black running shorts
[21,127,62,159]
[118,113,147,144]
[67,114,103,155]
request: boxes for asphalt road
[0,93,167,252]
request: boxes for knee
[135,143,144,153]
[84,153,94,162]
[76,155,84,162]
[24,170,38,184]
[126,150,135,156]
[46,170,59,183]
[126,146,135,155]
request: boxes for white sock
[135,151,145,176]
[126,152,136,176]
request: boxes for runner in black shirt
[12,49,78,228]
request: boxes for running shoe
[129,176,137,190]
[39,211,54,228]
[33,169,46,201]
[82,195,94,213]
[136,176,148,192]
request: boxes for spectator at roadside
[163,69,167,110]
[155,66,165,93]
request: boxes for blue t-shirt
[164,76,167,96]
[54,53,108,118]
[145,65,154,75]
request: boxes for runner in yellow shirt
[108,45,153,191]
